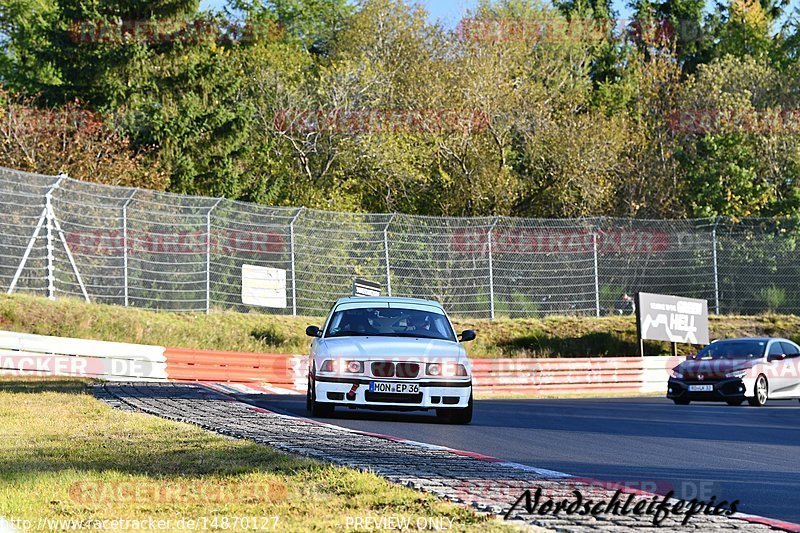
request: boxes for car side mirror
[459,330,476,342]
[306,326,321,338]
[769,353,787,362]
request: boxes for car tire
[673,399,690,405]
[306,373,335,418]
[747,375,769,407]
[306,376,313,412]
[437,393,473,424]
[311,398,335,417]
[726,400,743,406]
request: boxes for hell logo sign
[636,292,710,345]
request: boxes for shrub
[759,285,787,314]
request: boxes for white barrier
[641,356,679,394]
[0,331,167,381]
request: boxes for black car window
[781,342,800,358]
[768,343,785,357]
[324,307,457,342]
[696,341,766,359]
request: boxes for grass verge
[2,293,799,358]
[0,377,511,532]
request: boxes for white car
[668,337,800,406]
[305,297,475,424]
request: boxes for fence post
[45,175,66,300]
[122,189,136,307]
[7,199,51,296]
[488,217,500,319]
[712,219,720,314]
[51,205,90,303]
[289,207,305,316]
[593,231,600,317]
[384,213,396,296]
[205,198,224,314]
[46,190,54,300]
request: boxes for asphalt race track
[247,395,800,524]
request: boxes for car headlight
[427,362,468,377]
[319,360,364,374]
[670,370,684,379]
[340,360,364,374]
[725,370,747,379]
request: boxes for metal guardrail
[0,330,167,380]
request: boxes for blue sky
[198,0,635,26]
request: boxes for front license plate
[689,384,714,392]
[369,382,420,394]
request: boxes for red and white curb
[201,381,299,396]
[735,515,800,533]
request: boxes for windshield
[324,306,457,342]
[695,341,766,360]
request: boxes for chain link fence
[1,165,798,318]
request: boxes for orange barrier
[163,348,664,396]
[164,347,302,386]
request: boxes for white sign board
[242,265,287,308]
[636,292,709,345]
[353,278,381,297]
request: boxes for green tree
[0,88,167,188]
[676,55,800,217]
[616,48,685,217]
[458,0,631,217]
[228,0,353,55]
[628,0,707,72]
[554,0,614,21]
[715,0,775,60]
[0,0,60,91]
[1,0,201,108]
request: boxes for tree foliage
[0,89,167,188]
[1,0,799,218]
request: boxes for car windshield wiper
[370,332,446,340]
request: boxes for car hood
[674,358,761,380]
[318,336,465,362]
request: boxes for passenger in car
[341,310,378,334]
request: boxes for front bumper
[667,377,751,402]
[313,375,472,410]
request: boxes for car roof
[334,296,444,309]
[713,337,791,343]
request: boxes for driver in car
[407,314,431,334]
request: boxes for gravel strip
[94,382,786,532]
